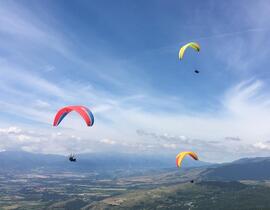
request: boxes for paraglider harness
[69,154,76,162]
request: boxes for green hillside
[85,181,270,210]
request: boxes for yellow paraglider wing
[179,42,200,60]
[176,151,199,168]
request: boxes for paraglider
[194,70,200,74]
[53,106,94,163]
[53,106,94,127]
[176,151,198,168]
[69,153,76,162]
[179,42,200,60]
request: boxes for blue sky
[1,0,270,162]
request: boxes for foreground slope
[84,181,270,210]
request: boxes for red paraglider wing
[53,106,94,126]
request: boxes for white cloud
[253,142,270,150]
[43,65,55,73]
[162,143,177,149]
[2,68,270,162]
[34,100,51,108]
[136,129,190,144]
[100,138,116,145]
[1,78,270,162]
[0,126,22,134]
[225,136,241,141]
[17,134,31,142]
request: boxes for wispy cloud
[100,138,116,145]
[253,142,270,151]
[225,136,241,142]
[2,74,270,162]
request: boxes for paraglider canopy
[176,151,199,168]
[53,105,94,127]
[179,42,200,60]
[179,42,201,74]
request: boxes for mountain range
[0,150,209,173]
[1,151,270,181]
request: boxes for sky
[1,0,270,162]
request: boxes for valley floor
[1,169,270,210]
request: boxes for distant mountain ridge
[202,156,270,181]
[3,151,270,181]
[0,150,210,173]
